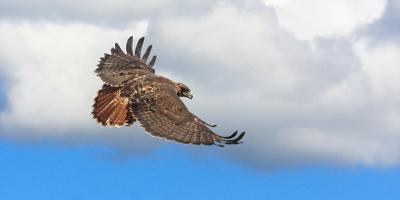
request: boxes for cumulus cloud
[263,0,387,40]
[0,0,217,26]
[148,4,400,167]
[355,40,400,96]
[359,0,400,42]
[0,20,148,130]
[0,0,399,168]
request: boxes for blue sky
[1,0,400,199]
[0,139,400,200]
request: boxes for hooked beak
[186,92,193,99]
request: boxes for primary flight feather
[92,36,245,146]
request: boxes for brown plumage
[92,84,135,127]
[92,36,245,146]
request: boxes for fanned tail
[92,85,134,127]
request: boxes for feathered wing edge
[193,116,245,147]
[211,130,246,147]
[95,36,157,86]
[131,98,245,147]
[123,36,157,72]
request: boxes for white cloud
[354,40,400,97]
[0,20,148,131]
[150,4,400,167]
[0,0,217,25]
[263,0,387,40]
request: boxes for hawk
[92,36,245,146]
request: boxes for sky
[0,0,400,199]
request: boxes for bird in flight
[92,36,245,146]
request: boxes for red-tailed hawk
[92,36,245,146]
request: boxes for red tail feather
[92,86,134,127]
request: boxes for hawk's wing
[130,84,245,146]
[95,36,157,86]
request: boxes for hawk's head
[176,83,193,99]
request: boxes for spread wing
[130,84,245,146]
[95,36,157,86]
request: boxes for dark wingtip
[138,36,145,42]
[217,131,245,145]
[135,37,145,57]
[126,36,134,55]
[114,43,123,54]
[232,131,245,144]
[148,55,157,67]
[142,45,153,62]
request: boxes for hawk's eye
[181,87,189,93]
